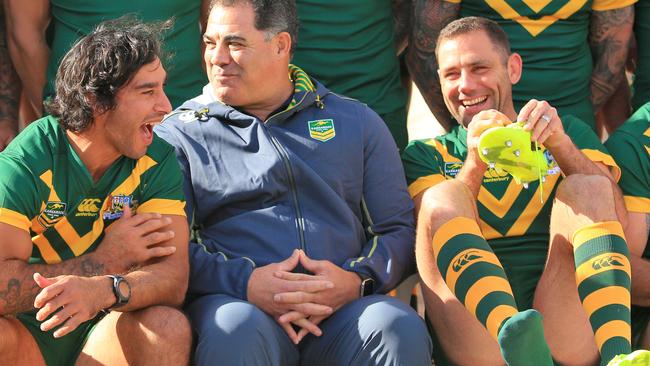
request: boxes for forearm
[456,154,487,199]
[0,253,107,315]
[589,6,634,111]
[118,258,188,311]
[406,0,458,131]
[0,5,19,134]
[547,135,605,177]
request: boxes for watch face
[117,280,131,298]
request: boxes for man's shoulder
[144,134,177,162]
[1,116,60,171]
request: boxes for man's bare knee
[126,305,191,342]
[553,174,617,228]
[419,180,476,226]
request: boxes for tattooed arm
[589,5,634,112]
[392,0,412,55]
[406,0,459,132]
[3,0,50,119]
[0,211,188,316]
[628,213,650,306]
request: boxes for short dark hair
[46,16,171,132]
[209,0,298,53]
[436,16,511,62]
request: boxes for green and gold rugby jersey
[446,0,637,128]
[605,102,650,257]
[0,116,185,264]
[402,116,618,308]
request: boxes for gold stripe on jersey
[112,155,158,196]
[478,181,524,218]
[0,207,31,232]
[408,174,446,198]
[582,286,630,318]
[575,253,631,287]
[426,139,460,164]
[624,196,650,213]
[445,249,502,292]
[138,199,186,216]
[582,149,621,182]
[479,219,503,240]
[507,173,560,237]
[592,0,637,12]
[33,234,62,263]
[465,276,513,316]
[39,170,63,202]
[485,0,587,37]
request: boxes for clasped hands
[247,249,361,344]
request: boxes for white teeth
[462,96,487,106]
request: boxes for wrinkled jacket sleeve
[155,123,255,301]
[342,105,416,293]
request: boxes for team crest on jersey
[308,119,335,142]
[444,162,463,178]
[37,201,67,228]
[102,195,133,220]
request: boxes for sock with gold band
[573,221,631,366]
[433,217,552,365]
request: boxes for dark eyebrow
[223,34,246,43]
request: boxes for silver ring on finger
[541,114,551,123]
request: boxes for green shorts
[17,311,104,366]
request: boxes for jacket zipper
[262,94,311,252]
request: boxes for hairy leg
[76,306,192,366]
[535,174,630,366]
[417,180,517,365]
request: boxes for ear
[507,52,523,85]
[274,31,292,57]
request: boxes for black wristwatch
[358,273,374,298]
[107,275,131,309]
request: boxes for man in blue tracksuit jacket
[155,0,432,365]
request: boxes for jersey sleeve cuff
[137,199,187,217]
[592,0,636,12]
[624,196,650,213]
[408,174,446,198]
[0,208,31,232]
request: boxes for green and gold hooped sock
[573,221,631,365]
[432,217,552,365]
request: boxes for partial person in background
[292,0,412,150]
[3,0,209,121]
[408,0,634,134]
[633,0,650,111]
[605,102,650,351]
[0,0,19,151]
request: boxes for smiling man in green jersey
[605,103,650,351]
[403,17,633,365]
[0,18,191,366]
[408,0,634,133]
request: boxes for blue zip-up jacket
[155,77,415,301]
